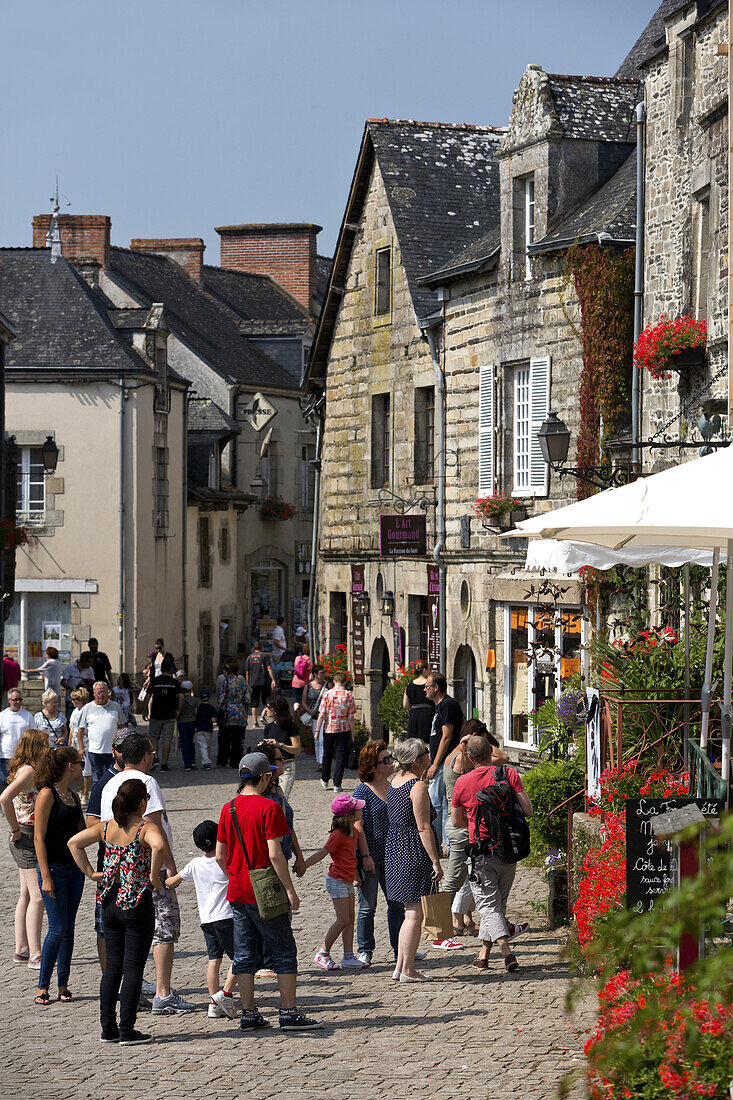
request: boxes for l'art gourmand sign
[379,514,427,558]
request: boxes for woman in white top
[25,646,63,695]
[34,690,68,748]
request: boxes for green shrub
[377,668,414,737]
[523,755,584,851]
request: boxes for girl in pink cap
[302,793,368,970]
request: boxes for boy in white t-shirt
[165,820,239,1020]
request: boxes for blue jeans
[428,768,449,851]
[0,757,11,784]
[37,864,85,990]
[178,722,195,767]
[356,863,404,959]
[231,901,297,974]
[89,752,114,784]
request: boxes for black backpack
[471,765,531,865]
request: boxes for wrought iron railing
[687,738,728,802]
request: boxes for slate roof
[201,265,310,324]
[614,0,724,78]
[529,150,637,252]
[108,247,299,391]
[188,396,239,436]
[545,75,640,142]
[420,226,501,287]
[0,249,152,374]
[369,120,504,321]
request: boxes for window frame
[16,446,46,525]
[524,176,535,280]
[414,385,435,485]
[198,515,212,585]
[374,246,392,317]
[370,392,391,489]
[512,364,531,495]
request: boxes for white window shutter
[478,364,495,496]
[529,355,550,494]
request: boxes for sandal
[57,989,74,1002]
[35,992,52,1007]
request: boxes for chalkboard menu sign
[625,797,723,913]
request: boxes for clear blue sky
[1,0,660,261]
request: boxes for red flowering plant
[0,518,30,551]
[317,644,350,681]
[633,314,707,381]
[260,496,297,520]
[472,493,526,522]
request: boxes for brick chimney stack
[32,214,111,268]
[130,238,205,282]
[215,223,321,312]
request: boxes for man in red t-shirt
[452,736,533,973]
[217,752,321,1031]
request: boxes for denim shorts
[325,874,354,899]
[201,918,234,961]
[231,902,297,974]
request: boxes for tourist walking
[1,729,49,969]
[290,645,311,708]
[353,741,405,966]
[217,660,250,768]
[244,641,276,728]
[262,693,300,799]
[402,661,435,742]
[256,740,306,876]
[451,735,532,972]
[164,820,238,1021]
[100,733,194,1014]
[145,657,183,771]
[84,729,128,972]
[69,687,92,806]
[177,681,198,771]
[88,638,113,689]
[34,690,68,747]
[194,688,217,769]
[24,646,62,696]
[216,751,321,1031]
[3,651,21,707]
[78,682,126,783]
[297,664,327,765]
[385,738,443,982]
[1,689,37,784]
[272,617,288,664]
[424,673,464,852]
[304,792,368,971]
[149,638,175,679]
[316,670,356,793]
[33,746,86,1005]
[69,777,167,1045]
[60,652,95,721]
[112,674,134,725]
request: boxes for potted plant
[633,314,707,381]
[259,495,297,521]
[0,519,30,551]
[472,493,528,529]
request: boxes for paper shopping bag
[421,886,454,942]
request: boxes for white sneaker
[313,951,339,970]
[208,1001,225,1018]
[333,786,342,794]
[211,990,238,1019]
[356,951,372,967]
[431,938,464,950]
[320,780,329,790]
[341,953,367,969]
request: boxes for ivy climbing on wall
[565,243,635,500]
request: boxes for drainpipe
[182,391,189,672]
[118,375,125,676]
[632,101,646,474]
[426,320,446,672]
[307,412,323,660]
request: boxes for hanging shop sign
[392,620,405,669]
[379,514,427,558]
[427,563,441,669]
[351,564,365,685]
[240,392,277,432]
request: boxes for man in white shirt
[78,681,126,783]
[0,690,36,783]
[272,617,287,663]
[100,732,194,1015]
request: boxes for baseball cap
[193,820,218,851]
[182,680,193,690]
[176,670,185,680]
[200,689,210,700]
[238,752,277,779]
[331,793,365,817]
[113,728,131,748]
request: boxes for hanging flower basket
[259,496,297,521]
[0,519,30,551]
[633,315,707,380]
[473,493,528,529]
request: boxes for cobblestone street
[2,748,592,1100]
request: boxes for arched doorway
[368,636,390,736]
[453,645,477,720]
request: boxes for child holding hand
[303,793,368,971]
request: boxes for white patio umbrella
[505,446,733,793]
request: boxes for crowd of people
[1,632,534,1043]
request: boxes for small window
[375,248,391,316]
[512,175,535,280]
[524,177,535,279]
[199,516,211,584]
[692,192,710,322]
[300,444,316,510]
[329,591,348,651]
[371,393,391,488]
[154,446,169,532]
[154,341,170,414]
[414,386,435,484]
[219,523,230,564]
[16,446,46,525]
[513,365,531,493]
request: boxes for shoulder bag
[298,682,325,728]
[228,799,290,920]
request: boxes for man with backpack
[451,736,532,972]
[245,641,276,728]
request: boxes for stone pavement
[1,747,593,1100]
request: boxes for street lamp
[355,591,371,620]
[537,413,632,491]
[380,590,395,620]
[41,435,59,475]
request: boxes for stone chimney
[32,214,111,268]
[130,238,205,282]
[214,223,321,312]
